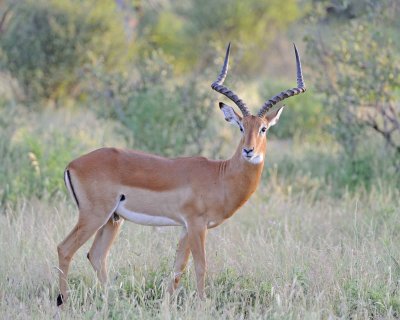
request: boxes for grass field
[1,142,399,319]
[0,1,399,318]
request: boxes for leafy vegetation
[0,0,129,101]
[84,53,219,157]
[306,0,400,166]
[0,0,399,318]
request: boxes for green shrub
[0,0,128,101]
[177,0,301,74]
[85,53,219,158]
[305,0,400,167]
[264,133,399,198]
[260,79,326,139]
[0,100,125,206]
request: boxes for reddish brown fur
[57,41,307,306]
[57,113,279,305]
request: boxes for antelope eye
[240,127,244,132]
[261,127,267,133]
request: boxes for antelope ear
[266,106,284,127]
[219,102,243,128]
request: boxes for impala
[57,43,306,306]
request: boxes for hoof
[56,293,64,306]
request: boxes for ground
[1,174,399,319]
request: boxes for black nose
[243,147,254,155]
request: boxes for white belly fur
[115,201,181,226]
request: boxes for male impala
[57,43,306,306]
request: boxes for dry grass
[0,104,399,319]
[1,182,399,319]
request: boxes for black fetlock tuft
[57,293,64,306]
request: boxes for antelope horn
[257,44,306,117]
[211,43,250,117]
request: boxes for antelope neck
[219,142,265,213]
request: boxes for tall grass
[1,158,399,319]
[0,102,127,206]
[1,102,399,319]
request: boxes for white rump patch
[115,201,181,227]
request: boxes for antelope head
[211,43,306,164]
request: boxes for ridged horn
[257,44,306,117]
[211,43,250,117]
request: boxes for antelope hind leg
[87,216,123,284]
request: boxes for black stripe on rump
[66,169,80,208]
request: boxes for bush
[0,100,125,206]
[260,79,326,139]
[264,133,399,198]
[84,52,219,158]
[132,0,301,74]
[0,0,128,101]
[305,0,400,166]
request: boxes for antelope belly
[115,202,181,226]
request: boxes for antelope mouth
[242,154,263,164]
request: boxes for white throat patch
[245,154,263,164]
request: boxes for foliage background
[0,0,399,318]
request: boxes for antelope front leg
[188,223,208,300]
[168,229,190,295]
